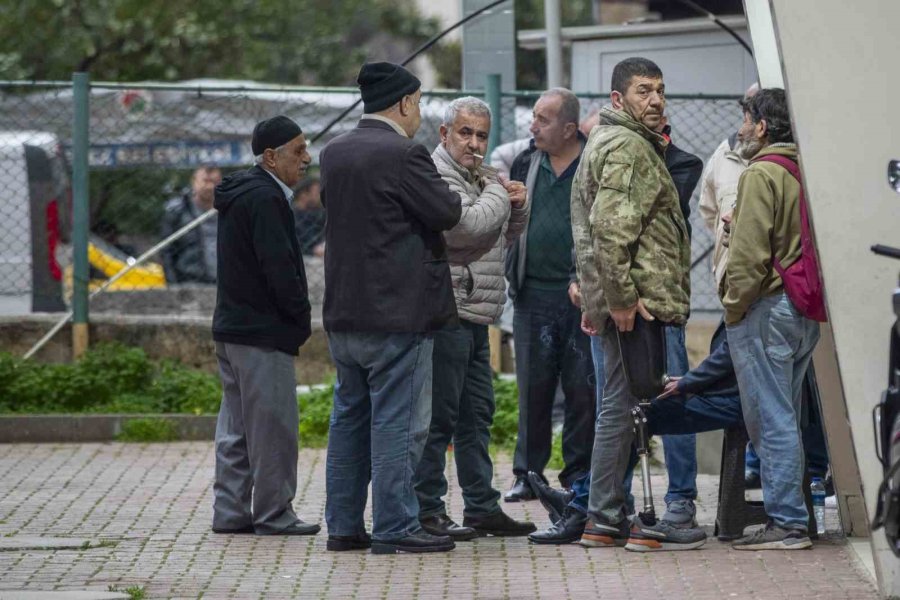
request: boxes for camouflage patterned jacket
[570,106,691,330]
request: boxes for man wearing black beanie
[320,61,462,554]
[211,115,319,536]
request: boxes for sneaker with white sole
[732,522,812,550]
[661,499,698,529]
[625,513,707,552]
[580,518,629,547]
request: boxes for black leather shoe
[463,510,536,537]
[420,513,479,541]
[327,532,372,551]
[371,531,455,554]
[527,471,574,524]
[212,524,255,534]
[258,520,321,536]
[528,507,587,545]
[504,476,536,502]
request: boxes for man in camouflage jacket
[569,58,703,551]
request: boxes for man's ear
[262,148,277,168]
[757,118,768,140]
[398,95,411,117]
[610,90,624,110]
[439,124,449,143]
[563,122,578,140]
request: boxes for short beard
[738,137,765,160]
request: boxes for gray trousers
[587,323,638,526]
[213,341,300,534]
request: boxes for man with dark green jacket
[722,88,820,551]
[570,57,705,551]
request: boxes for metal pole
[544,0,564,88]
[485,73,502,157]
[71,72,90,359]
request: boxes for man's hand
[657,376,682,399]
[581,312,599,336]
[567,281,582,308]
[609,298,654,332]
[498,174,526,208]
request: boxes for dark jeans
[571,390,744,514]
[325,331,433,541]
[414,321,501,518]
[512,287,595,486]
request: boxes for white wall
[768,0,900,595]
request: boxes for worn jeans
[325,331,434,541]
[728,292,820,531]
[512,287,595,487]
[570,325,700,512]
[745,365,830,478]
[414,321,501,518]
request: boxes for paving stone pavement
[0,443,878,600]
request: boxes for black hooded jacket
[212,165,311,355]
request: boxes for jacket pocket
[600,160,634,193]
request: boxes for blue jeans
[325,331,434,541]
[745,365,830,478]
[728,292,820,531]
[575,327,699,515]
[661,325,698,504]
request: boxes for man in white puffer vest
[413,96,535,539]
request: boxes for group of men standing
[208,56,823,555]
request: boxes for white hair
[442,96,492,128]
[253,142,288,164]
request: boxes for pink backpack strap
[751,154,811,273]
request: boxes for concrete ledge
[0,414,216,443]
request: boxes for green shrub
[490,376,519,451]
[117,418,178,442]
[150,361,222,414]
[297,384,334,448]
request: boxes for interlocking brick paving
[0,443,877,599]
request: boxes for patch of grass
[108,585,146,600]
[297,384,333,448]
[117,418,178,443]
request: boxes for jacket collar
[598,106,669,154]
[432,143,478,185]
[359,114,408,137]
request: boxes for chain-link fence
[0,80,740,321]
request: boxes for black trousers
[511,287,596,487]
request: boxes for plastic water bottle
[811,477,826,535]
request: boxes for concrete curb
[0,414,216,443]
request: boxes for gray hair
[253,142,287,164]
[540,87,580,126]
[442,96,492,127]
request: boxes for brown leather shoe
[420,513,479,541]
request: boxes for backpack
[751,154,828,322]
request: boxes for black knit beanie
[357,62,421,114]
[251,116,302,156]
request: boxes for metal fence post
[485,74,501,156]
[72,72,90,358]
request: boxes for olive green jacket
[571,106,691,330]
[720,144,803,324]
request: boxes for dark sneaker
[463,510,536,537]
[528,507,587,545]
[744,471,762,489]
[732,522,812,550]
[625,513,707,552]
[527,471,574,525]
[580,518,629,547]
[420,513,478,541]
[662,499,698,529]
[327,532,372,551]
[370,531,455,554]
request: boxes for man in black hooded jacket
[210,115,318,536]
